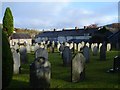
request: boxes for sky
[0,0,119,31]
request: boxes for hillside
[14,28,40,38]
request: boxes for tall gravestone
[62,46,72,66]
[11,48,21,74]
[100,42,106,60]
[30,57,51,88]
[35,47,48,60]
[71,52,85,82]
[83,46,90,63]
[20,45,28,64]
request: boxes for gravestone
[107,56,120,73]
[74,43,77,52]
[35,48,48,60]
[62,46,72,66]
[20,45,28,64]
[107,43,111,51]
[30,57,51,88]
[57,42,61,52]
[72,52,85,82]
[100,42,106,60]
[14,43,19,50]
[93,46,98,56]
[78,43,82,52]
[49,46,54,53]
[11,48,21,74]
[83,46,90,63]
[91,43,94,52]
[113,56,120,72]
[59,43,65,55]
[69,42,74,50]
[86,42,90,48]
[26,44,31,53]
[99,43,102,52]
[34,43,40,52]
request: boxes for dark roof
[11,33,31,39]
[36,28,98,38]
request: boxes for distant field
[7,50,120,89]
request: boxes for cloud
[1,2,118,30]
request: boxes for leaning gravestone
[62,46,72,66]
[83,46,90,63]
[20,45,28,64]
[30,57,51,88]
[72,52,86,82]
[35,48,48,60]
[11,48,21,74]
[93,46,98,56]
[100,42,106,60]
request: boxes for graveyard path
[7,51,120,88]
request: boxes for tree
[2,31,13,89]
[3,7,14,37]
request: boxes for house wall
[10,39,32,45]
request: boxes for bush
[2,31,13,89]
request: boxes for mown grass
[7,50,120,89]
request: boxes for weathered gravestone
[20,45,28,64]
[100,42,106,60]
[93,46,98,56]
[35,48,48,60]
[83,46,90,63]
[11,48,21,74]
[71,52,86,82]
[62,46,72,66]
[30,57,51,88]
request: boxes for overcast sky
[0,0,119,31]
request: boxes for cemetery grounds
[7,49,120,88]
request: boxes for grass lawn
[7,50,120,88]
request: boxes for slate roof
[11,33,31,39]
[36,28,98,38]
